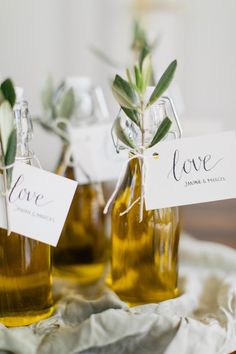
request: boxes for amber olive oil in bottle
[111,157,180,305]
[53,145,108,285]
[52,78,109,285]
[0,100,53,326]
[109,56,182,305]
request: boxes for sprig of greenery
[41,77,75,120]
[112,75,140,109]
[57,88,75,119]
[1,79,16,108]
[90,46,122,69]
[38,77,76,141]
[92,20,157,86]
[0,79,17,188]
[149,117,172,148]
[114,117,136,149]
[112,54,177,150]
[146,60,177,107]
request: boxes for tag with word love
[144,131,236,209]
[0,162,77,246]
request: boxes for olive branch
[35,77,76,142]
[0,78,17,235]
[111,53,177,151]
[0,79,17,188]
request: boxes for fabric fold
[0,235,236,354]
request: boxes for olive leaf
[114,117,136,149]
[57,88,75,118]
[134,65,143,91]
[148,117,172,148]
[121,107,140,127]
[90,46,122,69]
[126,68,133,86]
[0,90,4,106]
[146,60,177,107]
[0,101,15,154]
[0,99,17,189]
[5,128,17,166]
[5,128,17,188]
[139,46,150,69]
[112,75,139,109]
[131,20,149,54]
[41,76,54,112]
[141,54,152,92]
[1,79,16,108]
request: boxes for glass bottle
[53,78,109,285]
[0,100,53,326]
[53,149,108,284]
[110,98,181,305]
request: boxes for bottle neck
[121,155,141,191]
[128,153,141,174]
[16,141,31,160]
[14,101,33,160]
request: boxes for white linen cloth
[0,234,236,354]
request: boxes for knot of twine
[51,118,105,206]
[51,118,92,182]
[104,148,147,223]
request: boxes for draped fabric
[0,235,236,354]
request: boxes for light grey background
[0,0,235,170]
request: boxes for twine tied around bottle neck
[50,118,105,207]
[0,151,42,236]
[103,147,148,223]
[51,118,92,183]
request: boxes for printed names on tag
[144,131,236,210]
[0,162,77,246]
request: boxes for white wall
[0,0,235,169]
[175,0,236,129]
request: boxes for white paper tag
[69,123,126,184]
[0,162,77,246]
[144,131,236,209]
